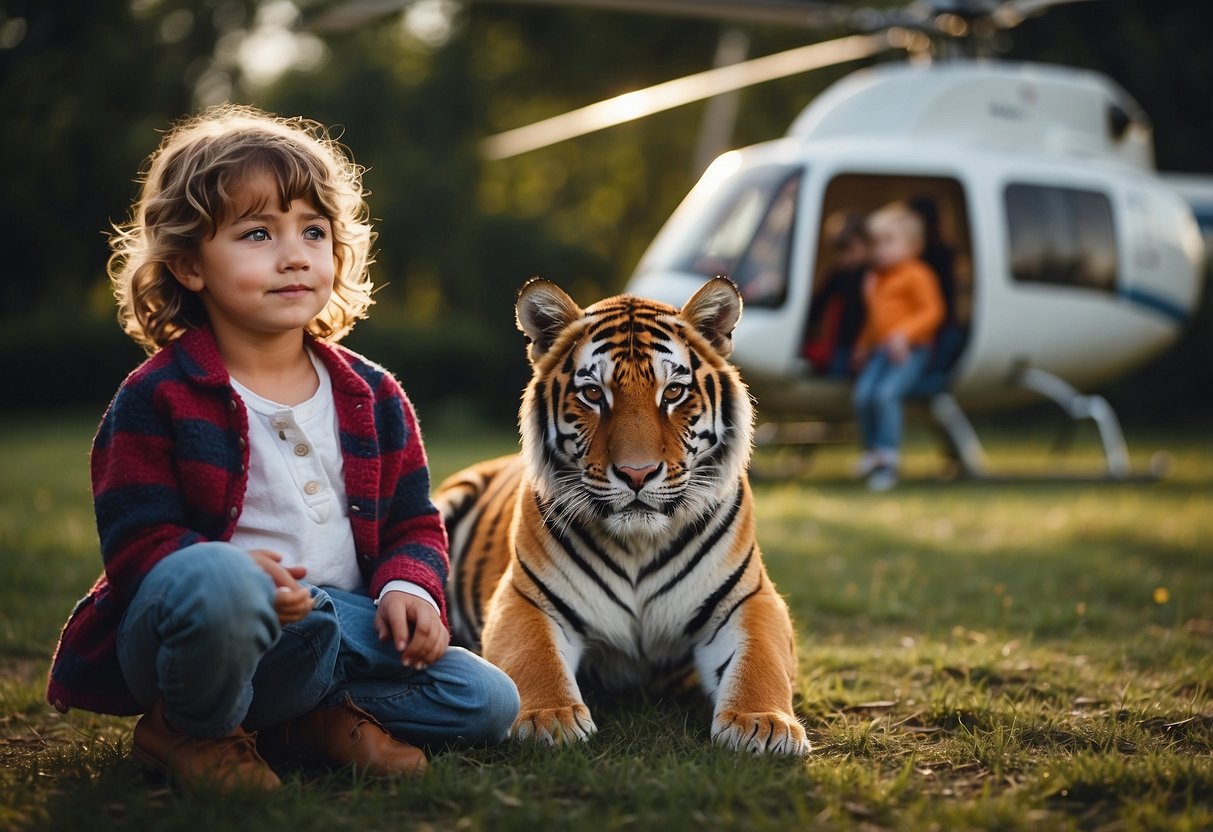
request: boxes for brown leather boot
[132,700,280,792]
[258,697,427,776]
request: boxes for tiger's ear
[679,276,743,358]
[516,278,584,364]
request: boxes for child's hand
[374,591,450,670]
[851,346,870,370]
[885,332,910,364]
[249,548,313,624]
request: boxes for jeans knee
[157,543,279,652]
[449,652,519,744]
[475,669,521,743]
[873,387,903,411]
[854,377,882,413]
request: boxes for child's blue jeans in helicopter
[853,344,933,457]
[116,542,520,746]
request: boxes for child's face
[869,220,920,270]
[172,171,335,343]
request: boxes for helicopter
[310,0,1210,479]
[624,54,1207,480]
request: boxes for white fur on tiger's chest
[545,520,746,691]
[583,602,710,690]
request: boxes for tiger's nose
[614,463,660,492]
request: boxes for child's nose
[281,242,311,271]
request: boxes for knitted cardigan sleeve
[368,385,451,618]
[91,379,210,603]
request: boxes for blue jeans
[117,543,519,746]
[852,345,932,454]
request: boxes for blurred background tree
[0,0,1208,423]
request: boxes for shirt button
[293,443,310,456]
[304,481,321,495]
[272,419,288,430]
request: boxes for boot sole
[130,743,170,778]
[131,741,281,791]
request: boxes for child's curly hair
[109,104,375,352]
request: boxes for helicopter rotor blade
[476,0,852,29]
[305,0,418,32]
[481,32,889,159]
[305,0,854,33]
[992,0,1101,28]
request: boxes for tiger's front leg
[695,587,810,756]
[480,565,597,745]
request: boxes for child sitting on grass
[46,104,519,791]
[851,201,945,491]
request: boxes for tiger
[434,277,809,755]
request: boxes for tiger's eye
[582,385,604,403]
[663,383,686,402]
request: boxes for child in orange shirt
[852,202,945,490]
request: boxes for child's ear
[167,254,204,292]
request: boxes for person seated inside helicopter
[802,210,871,378]
[852,201,946,491]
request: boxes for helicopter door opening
[802,174,972,394]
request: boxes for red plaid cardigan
[46,326,449,716]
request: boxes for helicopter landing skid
[928,368,1170,483]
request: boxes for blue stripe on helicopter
[1118,287,1190,324]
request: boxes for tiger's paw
[711,710,811,756]
[512,704,597,745]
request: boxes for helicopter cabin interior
[674,166,975,393]
[802,173,973,395]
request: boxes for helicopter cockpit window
[660,165,803,308]
[1005,184,1117,292]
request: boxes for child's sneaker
[866,466,899,492]
[853,452,881,479]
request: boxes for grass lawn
[1,411,1210,831]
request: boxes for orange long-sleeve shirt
[857,258,945,350]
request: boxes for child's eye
[303,226,328,241]
[241,228,270,242]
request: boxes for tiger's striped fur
[435,278,808,755]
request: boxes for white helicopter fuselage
[627,60,1205,419]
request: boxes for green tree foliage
[0,0,258,313]
[0,0,260,410]
[0,0,1208,419]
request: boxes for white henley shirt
[229,349,438,613]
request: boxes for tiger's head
[516,277,754,542]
